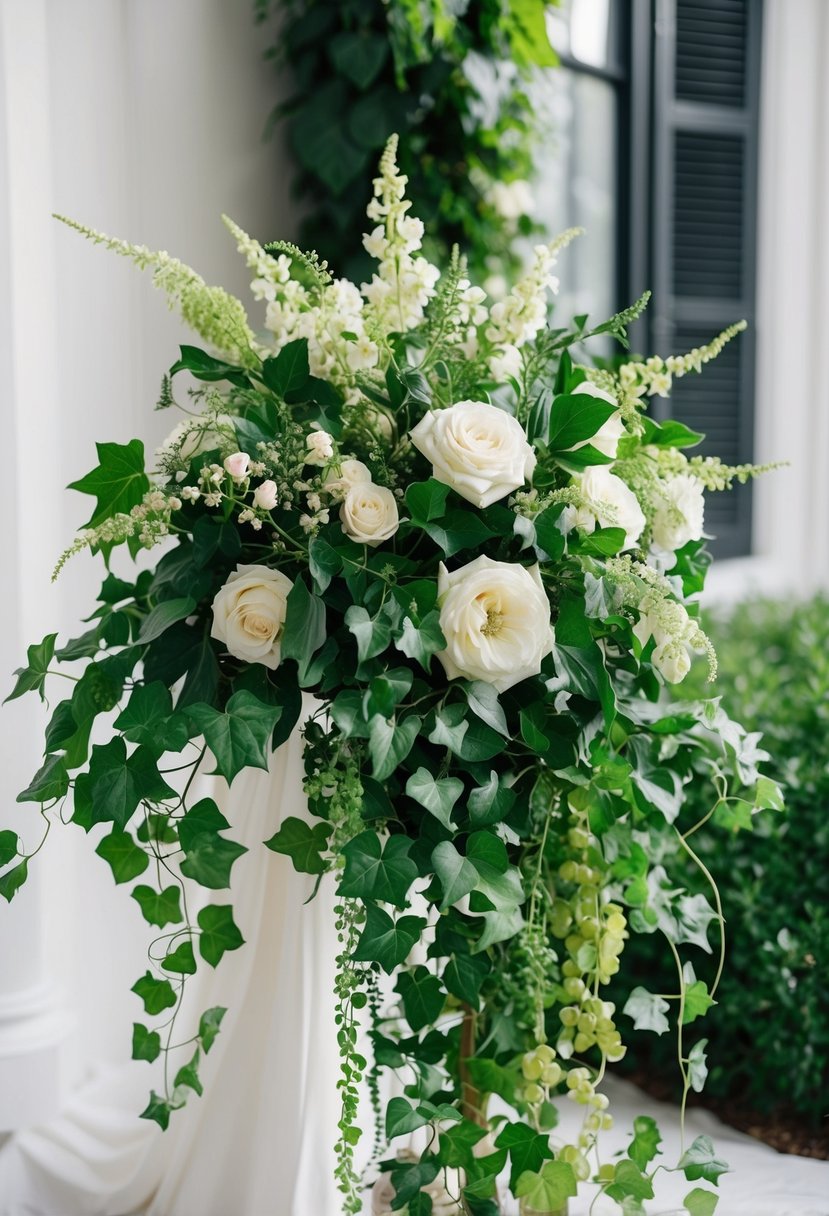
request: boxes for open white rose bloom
[5,136,783,1216]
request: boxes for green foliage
[258,0,557,281]
[619,596,829,1124]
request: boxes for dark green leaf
[352,906,426,973]
[174,1048,203,1097]
[281,577,326,670]
[5,633,57,702]
[87,738,176,827]
[394,612,445,670]
[198,1005,227,1053]
[396,966,445,1032]
[627,1115,662,1171]
[17,754,69,804]
[431,842,478,910]
[514,1160,577,1210]
[677,1136,730,1185]
[68,440,149,528]
[264,816,330,874]
[187,691,282,785]
[443,951,490,1009]
[308,536,341,593]
[345,605,392,663]
[405,769,463,830]
[496,1123,554,1192]
[137,597,196,644]
[261,338,310,397]
[385,1096,430,1139]
[0,831,18,868]
[405,479,451,523]
[368,714,420,781]
[131,884,183,928]
[140,1090,171,1130]
[548,393,616,451]
[131,971,177,1015]
[0,859,28,903]
[339,832,417,907]
[162,939,197,975]
[132,1022,161,1063]
[198,905,244,966]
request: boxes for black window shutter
[648,0,763,558]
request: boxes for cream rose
[340,483,400,546]
[567,382,627,460]
[650,473,705,552]
[410,399,535,508]
[570,465,646,551]
[323,458,372,500]
[436,555,553,692]
[210,563,293,670]
[252,479,278,511]
[305,430,334,466]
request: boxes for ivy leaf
[623,986,671,1035]
[17,754,69,804]
[177,802,247,890]
[368,713,420,781]
[416,509,495,558]
[132,1022,161,1063]
[435,1118,487,1170]
[465,681,509,736]
[391,1159,440,1208]
[328,29,388,89]
[280,576,326,670]
[363,668,413,718]
[683,981,716,1025]
[338,831,417,907]
[515,1160,577,1210]
[137,597,197,645]
[68,439,150,528]
[605,1158,654,1203]
[198,905,244,967]
[132,884,183,928]
[627,1115,662,1171]
[431,841,478,911]
[405,478,451,523]
[677,1136,730,1185]
[0,831,18,868]
[394,611,445,670]
[468,772,516,827]
[264,816,330,874]
[308,536,341,593]
[385,1096,431,1139]
[405,769,463,830]
[0,860,28,903]
[174,1049,203,1097]
[5,633,57,703]
[676,893,719,952]
[352,906,426,973]
[684,1187,719,1216]
[688,1039,709,1093]
[261,337,309,397]
[87,738,176,828]
[140,1090,171,1131]
[187,691,282,785]
[496,1123,554,1191]
[443,951,490,1009]
[345,605,392,663]
[396,966,445,1033]
[198,1006,227,1053]
[95,828,149,884]
[114,682,179,751]
[131,971,177,1015]
[162,939,197,975]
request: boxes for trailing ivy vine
[255,0,558,282]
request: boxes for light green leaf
[432,841,478,910]
[605,1158,655,1203]
[95,828,149,884]
[683,981,716,1025]
[684,1186,719,1216]
[406,768,464,830]
[345,605,392,663]
[677,1136,730,1185]
[368,713,420,781]
[688,1039,709,1092]
[197,905,244,967]
[627,1115,662,1171]
[394,611,445,670]
[623,987,671,1035]
[465,681,509,736]
[515,1160,577,1210]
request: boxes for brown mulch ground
[626,1068,829,1161]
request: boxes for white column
[0,0,70,1128]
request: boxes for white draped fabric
[0,720,342,1216]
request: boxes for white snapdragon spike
[410,399,536,508]
[485,227,582,351]
[565,382,627,460]
[436,556,554,692]
[563,466,646,551]
[339,483,399,546]
[361,135,441,336]
[650,471,705,553]
[617,320,747,399]
[210,564,293,670]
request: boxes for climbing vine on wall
[255,0,559,283]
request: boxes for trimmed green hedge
[615,595,829,1123]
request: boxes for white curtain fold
[0,719,341,1216]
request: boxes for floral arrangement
[4,137,781,1216]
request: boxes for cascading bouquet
[4,136,782,1216]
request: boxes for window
[628,0,764,558]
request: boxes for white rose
[436,556,553,693]
[252,479,278,511]
[323,458,372,500]
[410,399,535,509]
[210,563,293,670]
[572,465,646,551]
[340,483,400,546]
[650,473,705,552]
[305,430,334,465]
[567,382,627,460]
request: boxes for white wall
[0,0,294,1116]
